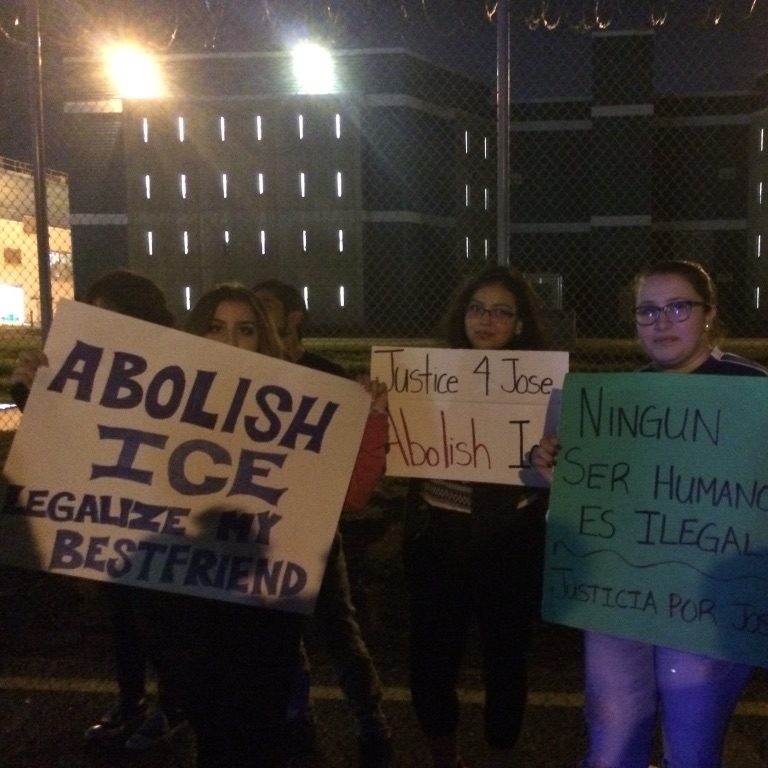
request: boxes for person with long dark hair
[403,265,551,768]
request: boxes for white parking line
[1,677,766,716]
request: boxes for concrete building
[748,72,768,328]
[60,33,768,338]
[62,48,495,334]
[508,30,767,337]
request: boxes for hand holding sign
[542,372,768,669]
[1,298,370,615]
[369,346,568,486]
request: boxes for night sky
[1,0,768,169]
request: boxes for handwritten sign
[0,301,370,615]
[369,347,568,486]
[542,372,768,668]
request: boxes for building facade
[61,34,768,338]
[508,30,767,337]
[748,71,768,326]
[63,49,496,334]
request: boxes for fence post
[496,0,510,266]
[27,0,53,339]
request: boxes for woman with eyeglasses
[402,265,552,768]
[532,259,768,768]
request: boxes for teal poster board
[541,372,768,668]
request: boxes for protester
[132,282,388,768]
[531,259,768,768]
[254,278,394,768]
[121,282,300,768]
[401,265,551,768]
[9,268,187,752]
[254,279,348,375]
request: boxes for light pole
[27,0,53,337]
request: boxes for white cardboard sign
[370,346,568,486]
[0,301,370,614]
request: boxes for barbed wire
[1,0,766,56]
[521,0,767,32]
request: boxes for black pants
[104,582,178,711]
[402,507,545,749]
[138,590,303,768]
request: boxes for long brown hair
[186,283,286,359]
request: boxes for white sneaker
[124,709,186,752]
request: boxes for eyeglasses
[465,300,517,322]
[633,300,710,326]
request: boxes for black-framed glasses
[465,300,517,322]
[633,300,710,326]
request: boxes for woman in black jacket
[403,265,551,768]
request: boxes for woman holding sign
[532,259,768,768]
[138,282,389,768]
[133,282,303,768]
[402,265,551,768]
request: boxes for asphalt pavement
[1,515,767,768]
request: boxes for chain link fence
[2,0,768,431]
[0,154,73,431]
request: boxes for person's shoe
[359,734,394,768]
[83,697,149,744]
[124,708,187,752]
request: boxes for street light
[291,41,335,95]
[103,43,164,98]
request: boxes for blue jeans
[580,631,752,768]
